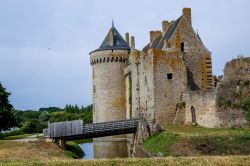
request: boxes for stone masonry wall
[125,50,155,121]
[215,57,250,127]
[151,49,188,126]
[168,16,212,90]
[90,50,129,123]
[184,89,220,128]
[91,49,130,158]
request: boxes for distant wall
[184,90,220,128]
[215,57,250,127]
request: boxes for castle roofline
[142,16,182,53]
[90,25,130,54]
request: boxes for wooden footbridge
[43,119,140,140]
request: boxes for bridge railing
[44,118,144,139]
[47,120,83,138]
[82,119,140,134]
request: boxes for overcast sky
[0,0,249,110]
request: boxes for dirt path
[12,134,42,142]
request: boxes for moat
[79,140,130,159]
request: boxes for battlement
[90,56,128,66]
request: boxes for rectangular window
[93,85,96,93]
[167,73,173,80]
[181,42,184,52]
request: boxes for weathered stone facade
[90,8,250,132]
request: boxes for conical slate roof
[90,25,130,53]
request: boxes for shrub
[243,98,250,123]
[21,119,40,133]
[0,130,23,139]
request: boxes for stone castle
[90,8,250,129]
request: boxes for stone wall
[167,15,212,90]
[183,89,220,128]
[125,50,155,121]
[90,50,129,123]
[223,57,250,81]
[90,50,130,158]
[215,57,250,127]
[151,49,187,126]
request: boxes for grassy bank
[0,139,70,161]
[65,141,84,159]
[1,156,250,166]
[142,125,250,156]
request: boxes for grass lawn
[142,125,250,157]
[0,139,70,161]
[1,156,250,166]
[1,134,36,140]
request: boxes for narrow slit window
[167,73,173,80]
[181,42,184,52]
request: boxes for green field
[142,125,250,157]
[1,156,250,166]
[1,125,250,166]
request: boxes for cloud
[0,0,249,109]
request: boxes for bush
[21,119,41,133]
[66,141,84,159]
[0,130,23,139]
[244,98,250,123]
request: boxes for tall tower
[90,24,130,123]
[89,25,130,158]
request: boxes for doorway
[191,106,196,123]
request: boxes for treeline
[14,105,93,133]
[0,81,92,136]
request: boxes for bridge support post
[59,140,67,149]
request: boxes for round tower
[89,24,130,158]
[90,24,130,123]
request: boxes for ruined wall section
[223,57,250,81]
[90,50,129,123]
[216,57,250,127]
[151,49,188,126]
[168,17,212,90]
[183,90,220,128]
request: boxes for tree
[0,83,17,132]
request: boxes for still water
[79,138,131,159]
[79,142,94,159]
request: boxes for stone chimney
[131,36,135,51]
[183,8,192,25]
[125,33,130,46]
[162,20,170,33]
[150,31,162,46]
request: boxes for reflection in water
[79,143,94,159]
[94,140,130,158]
[79,137,131,159]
